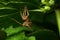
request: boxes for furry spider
[11,6,32,28]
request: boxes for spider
[10,6,32,28]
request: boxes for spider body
[22,19,32,28]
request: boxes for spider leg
[25,6,29,16]
[20,11,22,17]
[10,18,22,25]
[27,9,29,16]
[23,6,27,16]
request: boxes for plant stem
[55,9,60,36]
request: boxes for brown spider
[11,6,32,28]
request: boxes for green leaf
[6,32,25,40]
[28,36,36,40]
[5,25,24,36]
[28,29,58,40]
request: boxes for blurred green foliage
[0,0,59,40]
